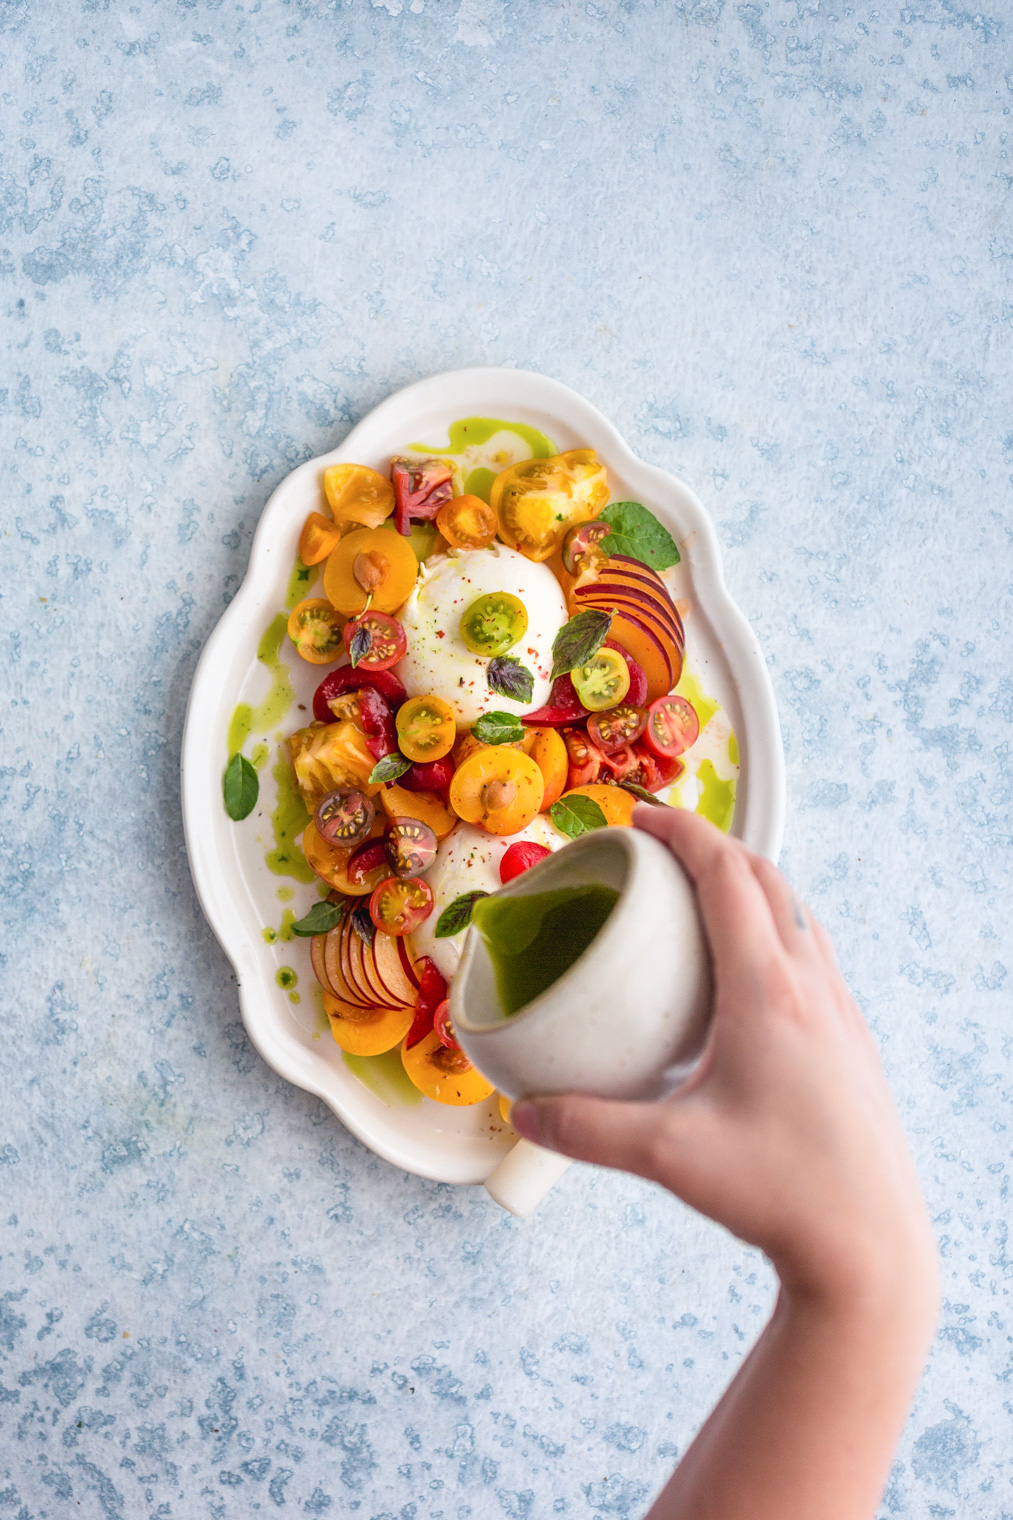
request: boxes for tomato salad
[226,434,735,1108]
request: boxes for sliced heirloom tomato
[404,956,447,1049]
[587,703,647,755]
[572,646,631,712]
[323,525,418,617]
[287,599,345,664]
[521,672,587,727]
[344,611,407,672]
[644,695,700,759]
[630,738,685,793]
[358,686,398,761]
[499,841,551,883]
[390,456,455,534]
[322,463,395,529]
[563,727,606,788]
[369,876,434,937]
[299,512,342,565]
[436,493,498,550]
[396,695,456,763]
[459,592,528,657]
[313,666,407,724]
[491,449,610,562]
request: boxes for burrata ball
[394,544,567,728]
[411,818,563,981]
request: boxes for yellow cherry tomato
[435,493,498,550]
[458,592,528,657]
[491,449,610,562]
[322,463,395,529]
[286,599,345,664]
[299,512,342,566]
[395,695,457,763]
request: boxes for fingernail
[510,1100,540,1142]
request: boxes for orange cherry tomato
[287,599,345,664]
[299,512,342,566]
[343,611,408,672]
[644,695,700,759]
[435,493,498,550]
[396,695,456,763]
[369,876,434,937]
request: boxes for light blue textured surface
[1,2,1010,1515]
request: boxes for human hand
[512,806,938,1313]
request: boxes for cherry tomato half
[587,703,647,755]
[499,841,552,884]
[313,666,406,724]
[314,787,374,848]
[287,599,345,664]
[344,611,407,672]
[561,519,611,575]
[347,838,390,888]
[644,695,700,759]
[358,686,398,762]
[436,493,498,551]
[369,876,434,937]
[400,756,455,793]
[385,818,438,879]
[432,1000,460,1050]
[571,646,631,712]
[459,592,528,657]
[396,695,456,763]
[405,956,447,1048]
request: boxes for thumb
[511,1091,679,1179]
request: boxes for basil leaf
[434,890,490,939]
[472,710,525,746]
[618,780,669,807]
[368,752,411,784]
[487,655,534,705]
[550,609,612,681]
[599,501,680,571]
[348,623,371,668]
[350,899,375,948]
[223,753,259,821]
[549,794,609,839]
[291,900,343,937]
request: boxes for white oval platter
[181,368,784,1185]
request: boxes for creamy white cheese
[411,817,563,981]
[394,544,567,728]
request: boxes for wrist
[773,1217,940,1343]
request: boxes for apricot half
[560,783,636,828]
[324,991,413,1056]
[449,747,544,835]
[323,525,418,616]
[401,1029,495,1106]
[520,726,568,811]
[379,782,457,841]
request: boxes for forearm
[647,1274,937,1520]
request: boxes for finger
[511,1091,685,1181]
[747,855,822,961]
[632,805,783,984]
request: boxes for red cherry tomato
[400,756,455,793]
[369,876,434,937]
[343,611,407,672]
[432,1000,460,1050]
[405,956,446,1048]
[358,686,398,761]
[390,457,455,534]
[522,673,587,727]
[499,841,552,884]
[644,695,700,759]
[313,665,407,724]
[603,641,648,709]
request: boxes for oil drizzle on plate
[342,1048,424,1108]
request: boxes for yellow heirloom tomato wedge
[288,719,381,805]
[322,463,395,529]
[323,991,414,1057]
[449,746,544,835]
[491,449,610,562]
[287,599,345,664]
[401,1029,495,1106]
[323,525,418,617]
[299,512,342,566]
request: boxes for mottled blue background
[1,1,1011,1515]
